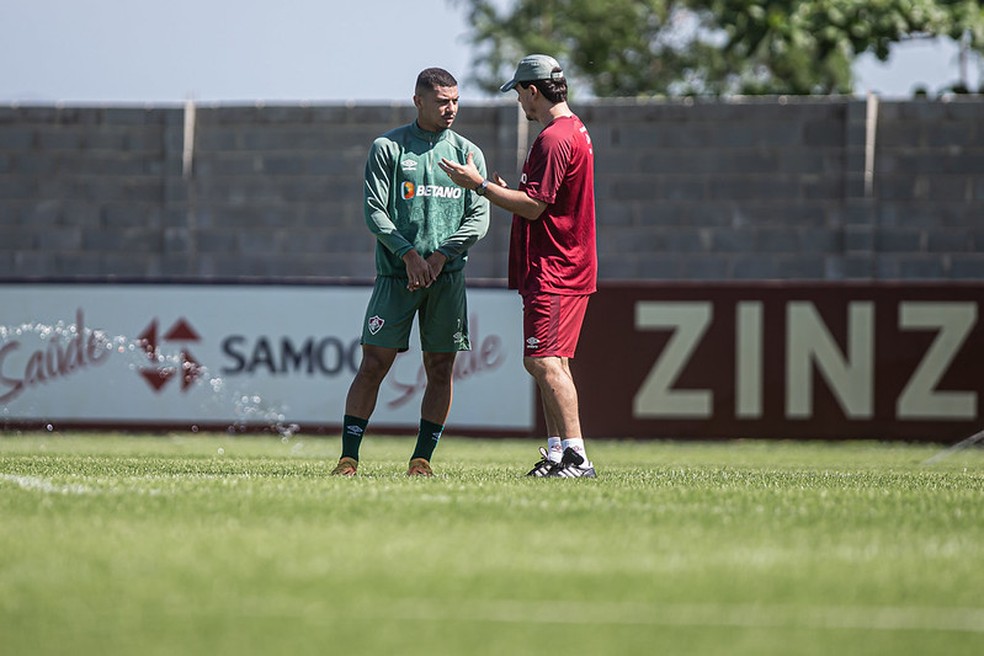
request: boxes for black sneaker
[526,447,559,477]
[547,447,597,478]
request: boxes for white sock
[547,437,563,462]
[562,438,588,463]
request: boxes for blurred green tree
[453,0,984,96]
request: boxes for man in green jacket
[332,68,490,477]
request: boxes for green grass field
[1,433,982,655]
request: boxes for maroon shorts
[522,293,590,358]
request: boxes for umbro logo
[525,337,540,350]
[401,159,418,172]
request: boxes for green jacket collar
[411,121,451,142]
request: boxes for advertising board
[573,282,984,441]
[0,282,532,435]
[5,281,981,442]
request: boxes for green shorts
[361,271,471,353]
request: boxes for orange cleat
[331,457,358,477]
[406,458,433,477]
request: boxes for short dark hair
[416,67,458,94]
[519,68,567,103]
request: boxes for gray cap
[499,54,564,92]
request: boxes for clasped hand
[403,250,446,291]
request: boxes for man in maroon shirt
[439,54,598,478]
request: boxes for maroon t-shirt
[509,114,598,296]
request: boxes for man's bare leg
[525,355,582,439]
[333,345,399,474]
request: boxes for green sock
[410,419,444,462]
[341,415,368,461]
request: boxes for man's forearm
[482,183,546,221]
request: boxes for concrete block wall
[174,102,518,280]
[1,97,982,281]
[0,106,183,277]
[865,100,984,279]
[584,96,984,280]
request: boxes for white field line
[0,471,290,496]
[922,428,984,465]
[345,599,984,634]
[0,473,91,496]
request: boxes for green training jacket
[364,121,490,277]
